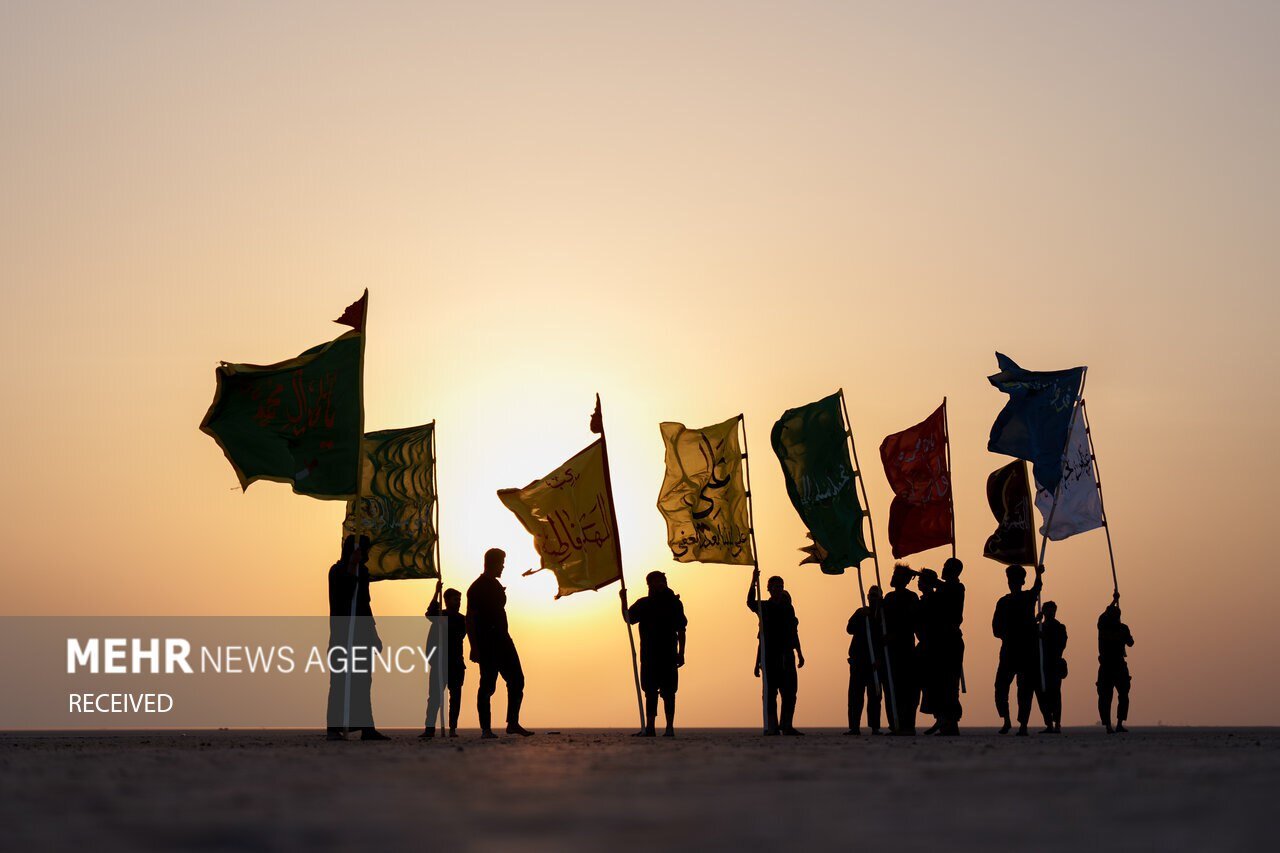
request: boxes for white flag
[1034,415,1103,541]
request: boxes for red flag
[334,290,368,332]
[589,393,603,435]
[879,402,953,559]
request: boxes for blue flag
[987,353,1084,492]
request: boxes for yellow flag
[498,440,622,598]
[657,417,754,565]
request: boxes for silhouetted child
[422,581,466,738]
[845,585,884,736]
[1097,593,1134,734]
[1038,601,1067,734]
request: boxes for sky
[2,1,1278,728]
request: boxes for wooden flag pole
[430,420,446,732]
[1080,400,1120,597]
[342,289,370,735]
[837,388,899,733]
[942,397,957,560]
[594,396,646,731]
[737,413,772,735]
[1033,367,1089,694]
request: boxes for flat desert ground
[2,728,1276,851]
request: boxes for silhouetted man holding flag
[467,548,534,738]
[1097,593,1134,734]
[748,568,805,735]
[623,571,687,737]
[992,563,1044,736]
[326,534,389,741]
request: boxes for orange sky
[3,2,1278,727]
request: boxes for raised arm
[746,568,760,613]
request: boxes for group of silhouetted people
[325,535,1134,739]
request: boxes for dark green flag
[770,392,872,575]
[200,331,363,498]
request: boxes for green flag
[770,391,872,575]
[343,422,438,580]
[200,331,363,498]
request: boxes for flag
[983,460,1038,565]
[343,422,438,580]
[987,353,1084,492]
[1034,414,1103,541]
[498,440,622,598]
[334,289,368,332]
[770,392,872,575]
[200,328,363,498]
[880,403,952,558]
[657,417,753,565]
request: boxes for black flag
[983,460,1037,565]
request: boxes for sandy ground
[1,728,1276,851]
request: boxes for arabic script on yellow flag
[657,417,754,565]
[498,440,622,598]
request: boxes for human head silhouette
[645,570,669,593]
[766,575,785,598]
[917,568,939,594]
[484,548,506,578]
[1006,564,1027,592]
[1043,600,1058,619]
[890,563,915,590]
[443,588,461,611]
[868,585,883,607]
[942,557,963,581]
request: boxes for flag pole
[1033,367,1089,693]
[942,397,957,560]
[737,413,772,735]
[1080,400,1119,597]
[342,289,370,735]
[431,420,446,732]
[837,388,899,733]
[594,395,646,731]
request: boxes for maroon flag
[983,460,1038,565]
[334,289,368,332]
[879,402,953,559]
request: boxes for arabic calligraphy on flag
[880,403,953,559]
[498,440,622,598]
[1034,415,1104,541]
[199,330,363,498]
[983,460,1038,565]
[657,417,753,565]
[770,392,872,575]
[343,422,437,580]
[987,353,1085,492]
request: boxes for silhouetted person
[1097,593,1134,734]
[934,557,966,736]
[326,534,389,741]
[622,571,687,737]
[747,568,805,735]
[466,548,533,738]
[992,563,1045,736]
[845,585,884,736]
[883,564,921,735]
[422,582,466,738]
[1038,600,1067,734]
[917,568,948,735]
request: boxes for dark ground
[2,728,1276,851]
